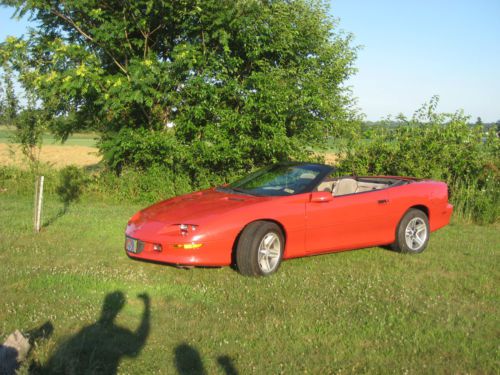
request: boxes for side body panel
[387,181,453,235]
[304,180,453,255]
[305,189,394,253]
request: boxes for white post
[33,177,39,231]
[34,176,44,233]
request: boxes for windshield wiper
[216,186,255,196]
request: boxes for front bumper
[125,237,233,267]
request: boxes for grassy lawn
[0,191,498,374]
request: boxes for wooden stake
[34,175,44,232]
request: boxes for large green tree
[1,0,359,176]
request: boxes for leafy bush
[0,165,58,196]
[337,99,499,223]
[0,164,195,205]
[90,165,194,204]
[99,128,184,173]
[99,126,316,189]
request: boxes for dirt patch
[0,144,101,169]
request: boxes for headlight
[177,224,198,236]
[128,211,142,224]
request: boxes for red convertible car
[125,163,453,276]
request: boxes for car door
[305,188,392,254]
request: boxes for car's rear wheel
[235,221,284,276]
[392,208,429,253]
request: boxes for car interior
[316,177,408,196]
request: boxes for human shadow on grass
[31,291,150,374]
[174,343,238,375]
[217,355,238,375]
[27,321,54,344]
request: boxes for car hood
[130,189,265,228]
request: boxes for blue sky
[330,0,500,121]
[0,6,30,40]
[1,1,499,121]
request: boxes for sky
[1,1,499,122]
[0,6,29,41]
[330,0,500,122]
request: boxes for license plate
[125,237,138,253]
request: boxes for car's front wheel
[235,221,284,276]
[392,208,430,253]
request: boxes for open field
[0,144,101,169]
[0,191,498,374]
[0,127,101,169]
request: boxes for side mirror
[310,191,334,203]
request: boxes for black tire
[235,221,284,276]
[391,208,430,254]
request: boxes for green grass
[0,126,98,147]
[0,191,499,374]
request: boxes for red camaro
[125,163,453,276]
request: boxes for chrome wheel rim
[405,217,427,251]
[258,232,281,273]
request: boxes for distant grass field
[0,127,100,169]
[0,126,98,147]
[0,190,498,374]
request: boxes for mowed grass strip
[0,193,498,374]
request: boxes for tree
[0,80,5,124]
[0,0,359,176]
[13,93,49,171]
[0,68,19,124]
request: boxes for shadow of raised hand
[38,291,150,374]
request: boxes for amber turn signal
[174,243,203,249]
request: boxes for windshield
[222,163,333,196]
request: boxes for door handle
[377,199,389,204]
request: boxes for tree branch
[50,9,94,42]
[50,8,130,77]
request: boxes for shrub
[99,126,315,191]
[336,99,499,223]
[89,165,194,204]
[0,165,59,196]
